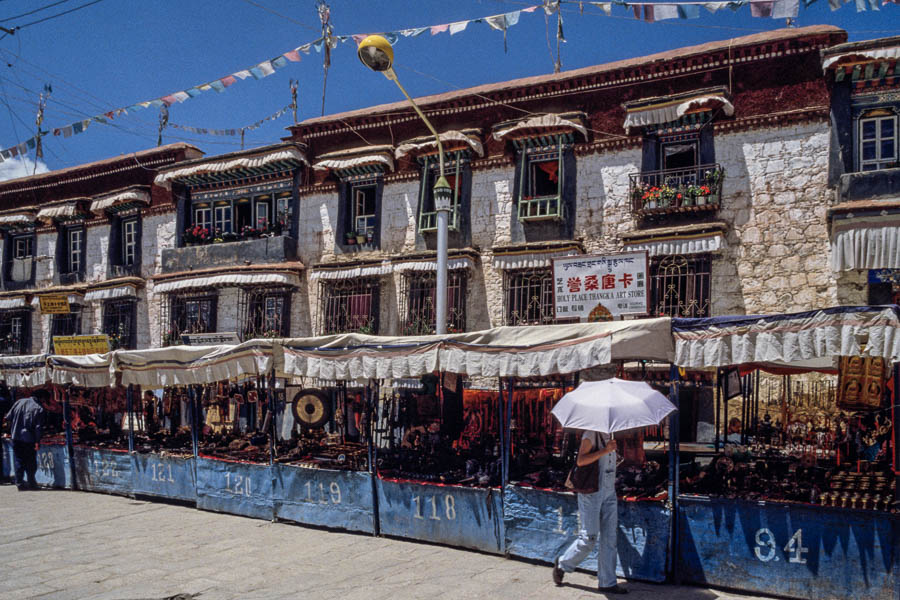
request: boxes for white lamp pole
[358,36,450,334]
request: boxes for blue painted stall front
[376,478,504,554]
[274,465,374,533]
[34,442,72,489]
[131,453,197,503]
[72,447,134,495]
[195,457,273,520]
[504,485,670,583]
[678,496,900,600]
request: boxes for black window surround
[49,307,82,351]
[400,270,467,335]
[239,287,292,340]
[2,231,36,290]
[0,310,31,355]
[163,292,218,345]
[853,104,899,172]
[102,299,138,350]
[317,278,380,335]
[182,180,295,246]
[511,135,577,225]
[649,254,711,318]
[336,174,384,250]
[108,213,142,278]
[416,152,472,238]
[503,268,556,326]
[56,224,86,284]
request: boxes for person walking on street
[552,430,627,595]
[5,388,46,491]
[0,380,13,481]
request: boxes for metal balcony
[630,163,723,216]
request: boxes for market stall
[116,341,276,519]
[47,353,133,495]
[494,319,677,582]
[0,355,73,489]
[273,381,375,534]
[673,306,900,600]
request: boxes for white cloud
[0,156,50,182]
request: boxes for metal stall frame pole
[189,386,199,460]
[268,371,276,467]
[505,378,513,489]
[497,378,507,492]
[368,378,380,536]
[63,386,76,490]
[126,385,135,454]
[666,364,681,583]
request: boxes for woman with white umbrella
[550,378,676,595]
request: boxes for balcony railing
[630,163,723,215]
[518,195,563,222]
[419,206,460,233]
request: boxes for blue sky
[0,0,897,180]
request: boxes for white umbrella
[551,377,676,434]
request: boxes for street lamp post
[357,36,451,335]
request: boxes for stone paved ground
[0,485,768,600]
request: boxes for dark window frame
[317,277,380,335]
[102,299,137,350]
[0,310,31,355]
[108,212,142,277]
[399,269,467,335]
[513,138,574,223]
[503,268,556,326]
[239,287,292,340]
[3,231,36,289]
[162,292,218,345]
[50,306,83,351]
[649,254,711,318]
[57,224,86,280]
[186,185,294,244]
[854,106,900,172]
[336,174,384,249]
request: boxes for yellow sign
[39,295,71,314]
[52,335,110,356]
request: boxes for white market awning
[392,257,474,272]
[823,46,900,70]
[395,131,484,160]
[0,354,49,387]
[154,271,300,293]
[492,113,587,142]
[84,284,140,302]
[491,247,582,270]
[280,318,674,381]
[48,353,114,388]
[115,339,275,387]
[623,233,724,257]
[624,94,734,130]
[155,146,308,188]
[0,296,27,310]
[831,215,900,271]
[673,306,900,369]
[89,188,150,215]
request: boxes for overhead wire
[237,0,320,34]
[1,0,74,24]
[7,0,104,30]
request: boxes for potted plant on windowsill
[356,232,367,245]
[345,231,357,245]
[357,320,375,335]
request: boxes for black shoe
[552,558,564,586]
[598,584,628,595]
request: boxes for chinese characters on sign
[53,335,110,356]
[552,252,649,321]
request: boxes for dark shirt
[6,396,43,443]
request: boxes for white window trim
[858,113,898,172]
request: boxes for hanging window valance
[395,130,483,160]
[154,143,308,189]
[492,112,588,143]
[623,89,733,131]
[154,270,301,293]
[89,186,151,215]
[312,145,395,176]
[0,211,37,227]
[83,283,141,302]
[831,212,900,272]
[490,244,583,270]
[36,199,90,223]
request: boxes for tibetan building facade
[5,24,900,355]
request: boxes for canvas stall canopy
[0,354,50,387]
[280,318,674,381]
[672,306,900,370]
[48,353,114,388]
[114,339,276,387]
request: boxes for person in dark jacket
[5,388,46,490]
[0,380,12,482]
